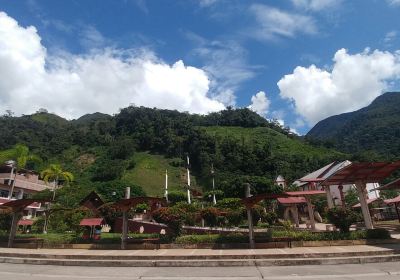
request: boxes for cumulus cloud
[249,4,317,40]
[277,48,400,125]
[291,0,341,11]
[0,11,225,118]
[248,91,270,116]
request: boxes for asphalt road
[1,262,400,280]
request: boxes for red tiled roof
[80,218,105,226]
[277,197,306,204]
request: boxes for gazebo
[286,190,326,230]
[0,199,49,247]
[378,178,400,222]
[277,197,306,227]
[322,161,400,229]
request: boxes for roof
[241,193,289,208]
[0,198,42,209]
[18,219,34,226]
[0,199,49,211]
[293,161,352,186]
[80,218,105,226]
[286,190,326,196]
[277,197,306,204]
[323,161,400,186]
[79,191,104,211]
[378,178,400,190]
[352,198,380,208]
[276,175,285,182]
[384,195,400,204]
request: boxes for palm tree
[40,164,74,200]
[0,144,41,199]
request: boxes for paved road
[1,262,400,280]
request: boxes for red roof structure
[352,198,380,208]
[384,195,400,205]
[277,197,306,204]
[322,161,400,186]
[17,219,34,226]
[378,178,400,190]
[241,193,289,208]
[0,199,49,211]
[80,218,105,226]
[286,190,326,196]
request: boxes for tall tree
[0,144,41,199]
[41,164,74,200]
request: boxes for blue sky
[0,0,400,134]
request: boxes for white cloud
[198,0,220,7]
[291,0,341,11]
[388,0,400,6]
[248,91,270,116]
[0,11,225,118]
[384,30,397,46]
[249,4,317,40]
[189,35,256,106]
[277,48,400,125]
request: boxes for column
[305,196,316,230]
[355,182,373,229]
[244,183,255,249]
[8,211,20,248]
[325,185,334,209]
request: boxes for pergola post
[325,186,334,209]
[121,187,130,250]
[355,181,373,229]
[305,196,316,230]
[394,202,400,223]
[292,205,300,227]
[8,211,20,248]
[244,183,255,249]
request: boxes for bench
[14,238,44,248]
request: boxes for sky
[0,0,400,134]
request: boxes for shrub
[366,228,391,239]
[152,207,183,237]
[216,198,242,210]
[327,207,359,233]
[226,210,244,227]
[167,191,187,204]
[200,207,220,227]
[264,212,278,225]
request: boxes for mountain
[0,107,345,200]
[307,92,400,159]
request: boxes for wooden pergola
[322,161,400,229]
[111,197,167,249]
[277,197,306,228]
[0,199,49,248]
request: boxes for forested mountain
[307,92,400,160]
[0,107,345,202]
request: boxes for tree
[0,144,41,199]
[41,164,74,200]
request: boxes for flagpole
[211,163,216,205]
[165,169,168,202]
[187,155,191,204]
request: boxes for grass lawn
[122,151,202,196]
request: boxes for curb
[1,254,400,267]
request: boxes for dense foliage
[307,92,400,160]
[327,207,361,233]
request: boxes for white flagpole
[187,155,191,204]
[211,164,216,205]
[165,169,168,202]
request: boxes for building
[0,164,52,218]
[275,175,287,189]
[293,161,380,206]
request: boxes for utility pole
[211,164,216,205]
[186,155,191,204]
[245,183,255,249]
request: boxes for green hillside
[122,152,200,196]
[307,92,400,160]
